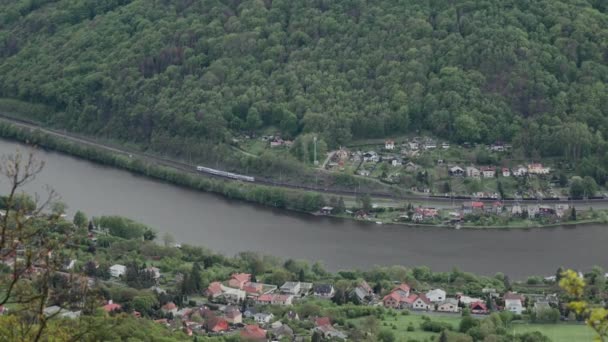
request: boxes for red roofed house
[206,282,223,298]
[243,282,264,296]
[241,324,267,341]
[382,283,412,309]
[393,283,411,296]
[385,140,395,150]
[470,301,489,314]
[255,294,273,305]
[206,316,229,333]
[161,302,178,315]
[228,273,251,289]
[411,294,433,311]
[315,317,332,327]
[102,300,121,313]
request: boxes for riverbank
[0,117,606,230]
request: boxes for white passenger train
[196,165,255,182]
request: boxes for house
[426,289,446,303]
[206,282,223,298]
[256,294,293,306]
[442,142,450,149]
[408,142,419,150]
[109,264,126,278]
[411,294,433,311]
[313,324,348,340]
[424,141,437,150]
[527,205,540,218]
[392,283,411,297]
[437,299,460,313]
[221,286,246,303]
[353,281,374,302]
[320,206,334,215]
[390,158,403,167]
[280,282,301,295]
[490,142,506,152]
[511,203,523,215]
[449,166,465,177]
[504,293,525,315]
[313,284,335,298]
[480,166,496,178]
[285,310,300,321]
[466,167,481,178]
[161,302,178,315]
[272,323,294,341]
[102,300,121,313]
[241,325,267,341]
[385,140,395,150]
[491,201,503,214]
[502,168,511,177]
[363,151,379,163]
[254,312,274,324]
[458,295,484,305]
[206,316,229,333]
[512,166,528,177]
[528,163,550,175]
[470,301,489,314]
[243,282,265,296]
[145,266,161,280]
[228,273,251,289]
[404,161,420,172]
[382,284,413,309]
[224,306,242,324]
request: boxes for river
[0,138,606,279]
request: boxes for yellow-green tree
[559,269,608,341]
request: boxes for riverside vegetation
[0,151,607,342]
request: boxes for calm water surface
[0,139,606,279]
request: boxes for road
[0,113,607,209]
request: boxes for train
[196,165,255,182]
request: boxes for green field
[354,313,596,342]
[511,323,596,342]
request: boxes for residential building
[458,295,484,305]
[320,206,333,215]
[313,284,335,298]
[442,142,450,149]
[313,325,348,340]
[466,167,481,178]
[426,289,446,302]
[221,286,246,303]
[102,300,121,313]
[228,273,251,289]
[411,294,433,311]
[240,325,267,341]
[109,264,126,278]
[254,312,274,324]
[504,293,525,315]
[512,166,528,177]
[161,302,178,315]
[280,282,301,295]
[362,151,379,162]
[243,282,265,296]
[206,282,223,298]
[404,161,420,172]
[206,316,229,333]
[449,166,465,177]
[224,306,242,324]
[470,301,489,314]
[528,163,550,175]
[511,204,523,215]
[437,298,460,313]
[385,140,395,150]
[502,168,511,177]
[272,323,294,341]
[462,201,484,215]
[480,166,496,178]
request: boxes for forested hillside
[0,0,607,157]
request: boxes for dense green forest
[0,0,607,162]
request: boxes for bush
[420,320,453,333]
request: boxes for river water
[0,139,606,279]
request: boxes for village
[64,266,582,341]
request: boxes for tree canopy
[0,0,606,160]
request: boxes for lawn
[355,313,597,342]
[511,323,596,342]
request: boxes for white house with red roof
[161,302,178,315]
[411,294,433,311]
[502,168,511,177]
[206,282,223,298]
[504,292,525,314]
[480,166,496,178]
[470,301,489,314]
[385,140,395,150]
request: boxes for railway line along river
[1,138,606,279]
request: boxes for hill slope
[0,0,607,157]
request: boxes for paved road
[1,113,607,209]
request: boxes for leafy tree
[73,210,88,229]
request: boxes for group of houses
[382,283,530,316]
[449,163,551,179]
